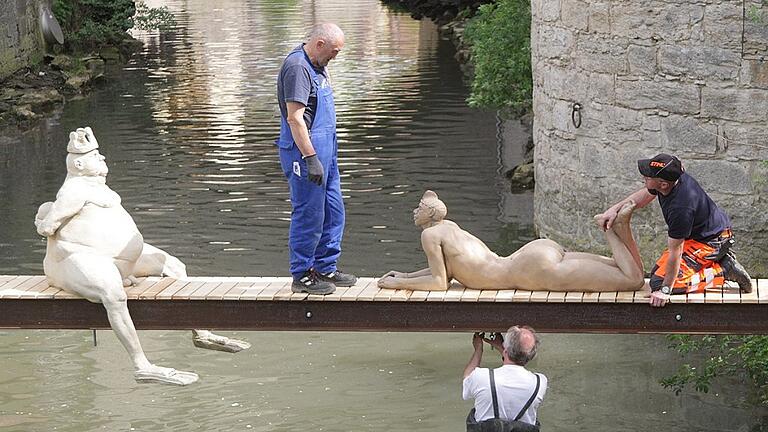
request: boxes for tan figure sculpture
[378,190,645,292]
[34,127,247,385]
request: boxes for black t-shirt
[650,173,731,240]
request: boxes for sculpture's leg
[191,330,252,353]
[133,243,187,279]
[608,201,643,272]
[54,254,198,385]
[133,243,250,353]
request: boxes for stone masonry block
[540,64,615,106]
[615,77,700,114]
[627,44,657,77]
[717,122,768,160]
[576,34,629,74]
[659,115,718,156]
[685,160,752,195]
[740,59,768,89]
[610,2,704,42]
[703,2,744,51]
[561,0,589,31]
[535,0,562,22]
[587,1,610,33]
[536,25,576,59]
[701,88,768,122]
[658,45,740,81]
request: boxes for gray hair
[502,326,540,366]
[307,23,344,43]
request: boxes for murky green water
[0,0,763,430]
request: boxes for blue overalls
[276,49,345,279]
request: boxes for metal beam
[0,299,765,334]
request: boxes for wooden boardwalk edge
[2,298,768,334]
[1,276,765,334]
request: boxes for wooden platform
[0,275,766,334]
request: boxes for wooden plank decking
[0,275,766,334]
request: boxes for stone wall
[0,0,47,80]
[532,0,768,275]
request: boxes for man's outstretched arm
[596,188,655,231]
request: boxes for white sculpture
[35,127,248,385]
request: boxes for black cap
[637,153,683,182]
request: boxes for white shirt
[462,365,547,425]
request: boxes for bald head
[307,23,344,43]
[502,326,540,366]
[304,23,345,68]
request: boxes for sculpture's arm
[35,195,86,236]
[379,268,431,279]
[377,231,450,291]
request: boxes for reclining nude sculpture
[34,127,249,385]
[378,190,645,292]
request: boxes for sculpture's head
[413,190,447,227]
[65,127,108,178]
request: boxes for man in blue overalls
[276,23,357,295]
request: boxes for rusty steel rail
[1,298,767,334]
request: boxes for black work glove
[303,154,324,185]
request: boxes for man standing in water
[276,23,357,294]
[595,153,752,307]
[463,327,547,430]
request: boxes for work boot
[292,270,336,295]
[720,253,752,293]
[317,269,358,287]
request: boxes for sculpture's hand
[377,275,398,289]
[36,220,60,237]
[304,154,324,185]
[380,270,407,279]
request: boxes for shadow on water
[0,0,764,430]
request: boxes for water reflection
[0,0,761,430]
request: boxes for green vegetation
[52,0,174,53]
[663,335,768,405]
[463,0,531,112]
[747,0,768,23]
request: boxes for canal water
[0,0,763,430]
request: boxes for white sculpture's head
[67,127,99,154]
[65,127,108,177]
[413,190,447,226]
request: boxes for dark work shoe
[292,270,336,295]
[720,253,752,293]
[318,269,358,287]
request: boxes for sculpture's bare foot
[122,276,139,287]
[134,364,198,385]
[611,200,636,245]
[192,330,251,353]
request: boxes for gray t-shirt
[277,44,329,129]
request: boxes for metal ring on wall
[571,103,582,129]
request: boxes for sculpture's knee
[100,287,128,306]
[163,256,187,279]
